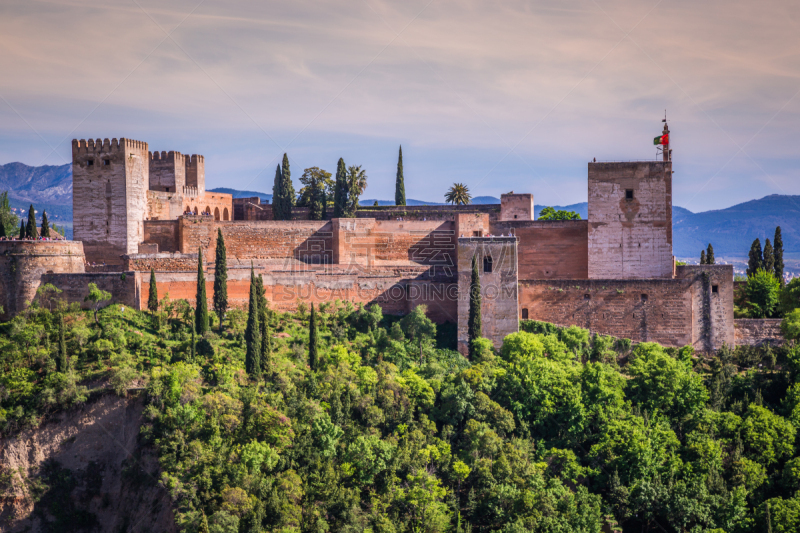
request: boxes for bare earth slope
[0,393,175,533]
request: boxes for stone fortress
[3,122,772,353]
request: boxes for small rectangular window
[472,231,481,237]
[641,294,648,303]
[483,256,493,273]
[103,159,110,166]
[584,294,591,300]
[87,160,94,166]
[625,189,634,200]
[521,308,529,319]
[712,285,719,293]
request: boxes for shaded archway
[204,206,211,216]
[214,207,220,221]
[192,206,198,215]
[223,207,229,221]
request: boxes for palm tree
[445,183,471,205]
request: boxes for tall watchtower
[72,138,149,265]
[587,156,673,279]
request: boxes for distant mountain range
[1,163,797,259]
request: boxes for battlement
[72,138,148,153]
[149,150,183,162]
[184,154,204,165]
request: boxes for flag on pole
[653,134,669,145]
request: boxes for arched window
[483,255,493,273]
[223,208,229,221]
[192,206,198,215]
[204,206,211,216]
[214,207,220,221]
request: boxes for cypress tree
[255,273,269,372]
[395,145,406,206]
[190,325,196,360]
[19,220,26,239]
[774,226,785,285]
[195,248,209,335]
[26,205,38,239]
[706,244,715,265]
[0,218,6,238]
[41,211,50,238]
[468,253,482,357]
[273,153,295,221]
[148,268,159,313]
[763,238,775,274]
[245,268,262,379]
[747,239,763,277]
[213,229,228,329]
[333,158,347,218]
[700,250,706,265]
[272,164,284,219]
[57,313,68,372]
[309,302,318,371]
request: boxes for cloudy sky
[1,0,798,211]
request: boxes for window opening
[625,189,634,200]
[641,294,648,303]
[103,159,110,166]
[483,256,493,273]
[521,308,529,319]
[712,285,719,293]
[87,159,94,166]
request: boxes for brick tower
[72,138,149,265]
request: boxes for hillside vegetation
[2,293,800,533]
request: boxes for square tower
[457,236,519,354]
[500,193,534,221]
[148,151,186,193]
[587,161,673,279]
[185,154,205,194]
[72,138,149,265]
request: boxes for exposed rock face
[0,394,176,533]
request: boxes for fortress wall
[141,267,456,322]
[178,217,333,263]
[499,193,534,221]
[734,319,784,346]
[124,253,198,272]
[40,271,140,311]
[181,192,232,221]
[148,150,185,192]
[241,203,503,222]
[491,220,589,279]
[143,220,180,253]
[0,241,86,319]
[519,279,693,347]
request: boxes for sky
[0,0,799,212]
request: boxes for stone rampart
[734,319,784,346]
[0,240,86,319]
[491,220,588,279]
[41,271,141,311]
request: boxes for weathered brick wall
[41,271,141,310]
[491,220,589,279]
[677,265,735,351]
[183,192,232,221]
[0,241,86,319]
[234,197,261,220]
[73,138,149,265]
[123,253,199,272]
[734,319,784,346]
[143,221,179,253]
[500,193,534,221]
[588,162,673,279]
[457,237,519,354]
[241,204,502,222]
[178,218,333,263]
[455,213,490,238]
[519,278,693,347]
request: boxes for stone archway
[192,206,198,215]
[223,207,229,221]
[214,207,220,221]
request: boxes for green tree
[309,303,318,371]
[213,229,228,329]
[333,158,347,218]
[195,248,209,335]
[775,226,785,285]
[764,238,775,275]
[401,305,436,361]
[56,313,68,372]
[700,250,706,265]
[782,309,800,342]
[272,155,296,221]
[26,205,38,239]
[19,219,26,239]
[199,511,210,533]
[444,183,471,205]
[254,274,269,372]
[779,278,800,315]
[706,243,715,264]
[297,167,331,220]
[148,268,159,314]
[245,268,262,379]
[468,253,482,357]
[538,206,581,220]
[395,145,406,206]
[271,164,285,220]
[747,238,763,277]
[745,269,781,318]
[344,165,367,217]
[742,404,796,466]
[0,218,5,238]
[40,211,50,238]
[84,283,112,326]
[0,191,19,236]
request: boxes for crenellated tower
[72,138,150,265]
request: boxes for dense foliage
[4,292,800,532]
[537,207,581,221]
